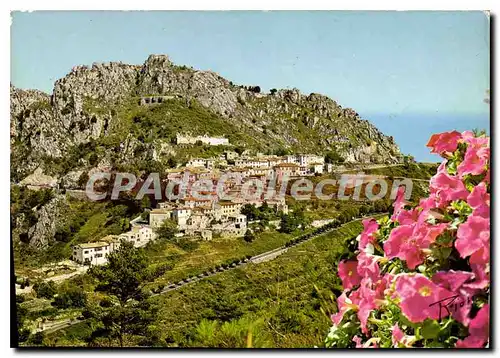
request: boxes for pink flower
[431,270,475,325]
[384,224,415,262]
[432,270,475,292]
[384,222,448,269]
[356,279,379,334]
[419,194,439,212]
[462,132,489,148]
[374,273,394,299]
[455,336,488,348]
[463,263,490,292]
[461,130,475,142]
[431,266,489,324]
[394,208,420,226]
[458,146,489,177]
[430,171,469,208]
[455,215,490,265]
[352,336,379,348]
[338,260,362,290]
[455,304,489,348]
[357,251,381,282]
[467,182,490,219]
[426,131,461,155]
[395,273,454,322]
[392,323,405,346]
[392,323,414,347]
[330,291,356,326]
[468,304,490,339]
[359,219,378,249]
[352,336,363,348]
[484,169,490,184]
[391,186,408,221]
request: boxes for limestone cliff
[11,54,406,250]
[11,54,402,186]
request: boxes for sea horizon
[363,112,490,162]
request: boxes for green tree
[279,211,310,234]
[243,229,255,243]
[52,287,87,309]
[16,300,30,344]
[273,147,290,156]
[325,150,344,164]
[33,281,57,299]
[86,241,158,347]
[140,196,152,210]
[166,157,177,168]
[154,219,178,241]
[241,204,259,221]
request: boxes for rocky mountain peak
[10,54,403,183]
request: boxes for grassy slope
[143,230,295,287]
[358,162,438,180]
[46,218,380,347]
[151,218,376,347]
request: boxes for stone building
[119,225,156,248]
[71,241,116,266]
[176,133,229,146]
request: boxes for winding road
[35,213,385,334]
[153,213,385,295]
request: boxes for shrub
[243,229,255,243]
[52,287,87,309]
[33,281,57,299]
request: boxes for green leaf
[421,319,440,339]
[440,247,452,260]
[399,314,419,329]
[426,340,446,348]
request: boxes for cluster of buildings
[183,152,331,178]
[71,148,334,266]
[71,224,157,266]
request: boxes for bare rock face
[52,62,139,109]
[27,195,69,249]
[60,169,85,189]
[51,62,140,145]
[136,55,238,117]
[19,167,58,188]
[11,53,403,184]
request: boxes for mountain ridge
[10,54,403,183]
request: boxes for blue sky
[11,11,490,161]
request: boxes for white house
[176,134,229,146]
[212,214,247,237]
[298,154,325,167]
[186,158,207,168]
[119,225,156,248]
[312,163,324,174]
[149,208,173,228]
[72,241,114,266]
[172,207,192,229]
[217,202,243,216]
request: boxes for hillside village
[71,134,335,266]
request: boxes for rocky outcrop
[27,195,69,249]
[136,55,239,117]
[19,167,58,188]
[11,54,403,185]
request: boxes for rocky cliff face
[11,54,404,250]
[27,195,69,249]
[11,54,402,184]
